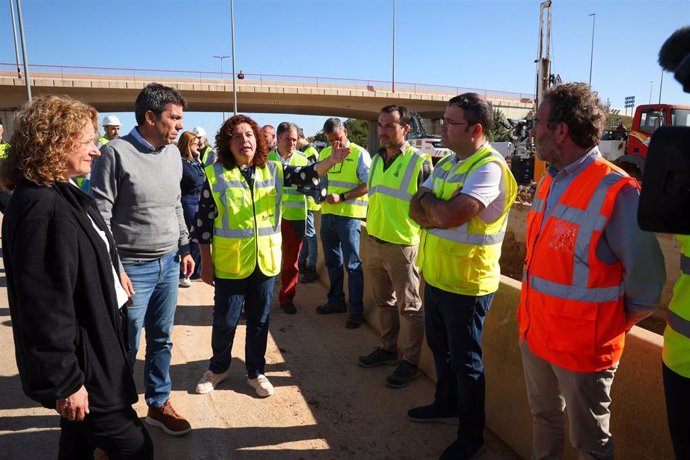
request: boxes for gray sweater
[90,131,190,265]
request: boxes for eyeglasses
[440,117,470,127]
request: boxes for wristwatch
[339,192,347,202]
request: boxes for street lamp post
[15,0,31,101]
[213,55,230,120]
[230,0,238,115]
[649,80,653,104]
[588,13,595,86]
[392,0,396,93]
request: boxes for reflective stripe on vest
[320,143,368,218]
[366,146,426,245]
[268,150,308,220]
[206,161,283,278]
[518,157,636,372]
[663,235,690,377]
[418,145,517,296]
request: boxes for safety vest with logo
[205,161,284,279]
[268,149,308,221]
[320,143,368,218]
[663,235,690,378]
[201,145,215,166]
[518,158,637,373]
[417,145,517,296]
[302,145,321,212]
[367,145,427,245]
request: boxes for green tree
[488,109,510,142]
[310,118,369,147]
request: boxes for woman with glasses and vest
[192,114,349,397]
[178,131,205,286]
[1,95,152,459]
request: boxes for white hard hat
[102,114,121,127]
[192,126,207,137]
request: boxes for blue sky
[1,0,689,137]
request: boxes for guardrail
[0,62,535,102]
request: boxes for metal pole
[15,0,31,101]
[658,70,664,104]
[392,0,396,93]
[230,0,238,115]
[648,80,653,104]
[588,13,595,86]
[9,0,21,78]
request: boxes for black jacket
[2,181,138,413]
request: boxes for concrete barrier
[313,213,674,459]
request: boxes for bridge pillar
[367,120,379,154]
[0,110,19,141]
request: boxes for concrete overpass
[0,64,534,122]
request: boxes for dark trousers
[181,194,201,278]
[279,218,305,304]
[58,406,153,460]
[424,284,494,447]
[663,363,690,460]
[210,267,275,378]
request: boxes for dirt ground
[0,253,519,459]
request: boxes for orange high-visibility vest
[518,157,637,372]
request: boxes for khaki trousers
[520,340,617,460]
[364,235,424,364]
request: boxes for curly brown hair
[215,114,268,170]
[0,95,98,189]
[178,131,198,160]
[543,82,605,150]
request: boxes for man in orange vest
[518,82,665,459]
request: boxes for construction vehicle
[613,103,690,179]
[407,111,452,160]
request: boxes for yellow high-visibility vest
[320,143,368,218]
[418,145,517,295]
[268,149,308,221]
[205,161,284,279]
[664,234,690,377]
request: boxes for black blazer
[2,181,137,413]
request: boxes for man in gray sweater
[90,83,194,436]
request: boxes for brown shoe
[145,399,191,436]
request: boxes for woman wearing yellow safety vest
[192,114,349,397]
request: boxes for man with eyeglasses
[518,82,664,459]
[315,117,371,329]
[408,93,517,459]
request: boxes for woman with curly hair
[1,95,153,459]
[177,131,205,285]
[193,114,348,397]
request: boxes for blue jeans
[122,251,179,408]
[424,284,495,447]
[210,267,276,378]
[319,213,364,316]
[298,210,318,269]
[181,194,201,278]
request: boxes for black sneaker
[386,360,420,388]
[315,301,346,314]
[300,268,320,283]
[280,303,297,314]
[407,403,459,425]
[345,315,363,329]
[358,347,399,368]
[440,439,486,459]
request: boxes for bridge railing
[0,62,535,103]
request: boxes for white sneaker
[247,374,274,397]
[195,369,230,394]
[179,277,192,288]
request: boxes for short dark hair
[216,114,269,170]
[134,83,187,125]
[447,93,493,131]
[323,117,344,134]
[543,82,605,150]
[276,121,298,137]
[379,105,412,126]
